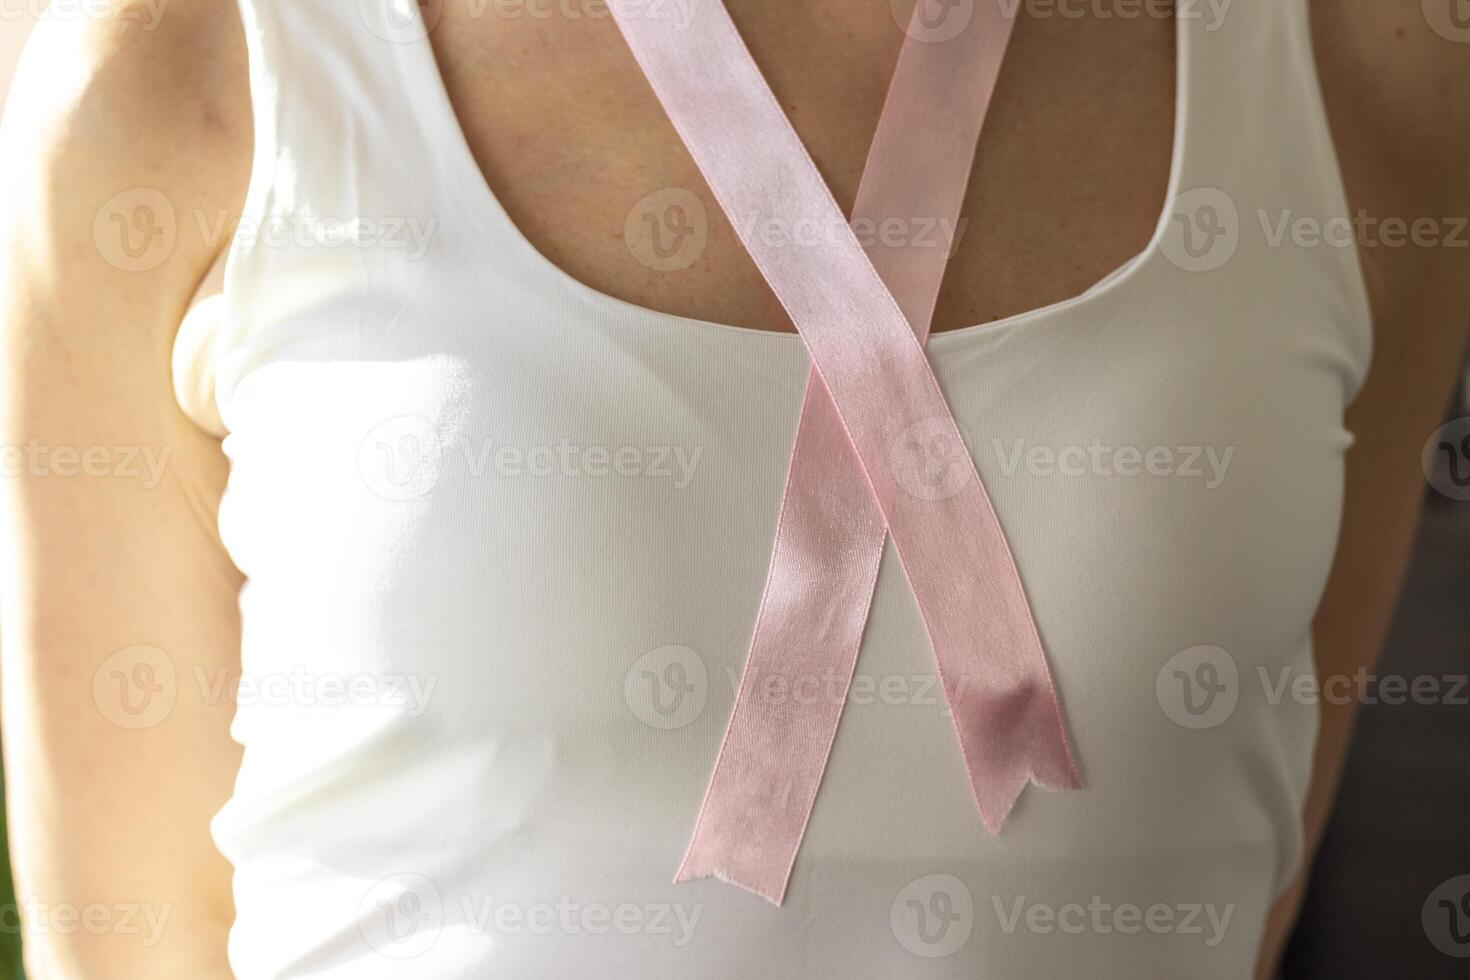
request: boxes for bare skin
[0,1,1465,976]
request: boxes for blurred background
[0,8,29,976]
[1280,369,1470,978]
[0,6,28,975]
[0,7,1467,978]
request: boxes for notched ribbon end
[973,745,1084,836]
[674,859,788,907]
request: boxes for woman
[1,0,1466,976]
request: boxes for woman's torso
[208,1,1371,976]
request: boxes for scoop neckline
[401,6,1189,351]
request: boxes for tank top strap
[233,0,451,213]
[218,1,457,424]
[1168,0,1372,391]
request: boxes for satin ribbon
[610,0,1081,904]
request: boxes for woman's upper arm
[0,2,251,975]
[1309,0,1470,769]
[1257,3,1470,974]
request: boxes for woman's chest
[219,296,1351,705]
[423,1,1176,335]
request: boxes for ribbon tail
[971,721,1082,836]
[672,392,886,906]
[674,839,793,907]
[945,646,1083,835]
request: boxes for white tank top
[209,2,1371,976]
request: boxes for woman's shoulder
[1312,1,1470,179]
[0,0,251,346]
[1311,1,1470,355]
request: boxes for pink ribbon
[610,1,1081,904]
